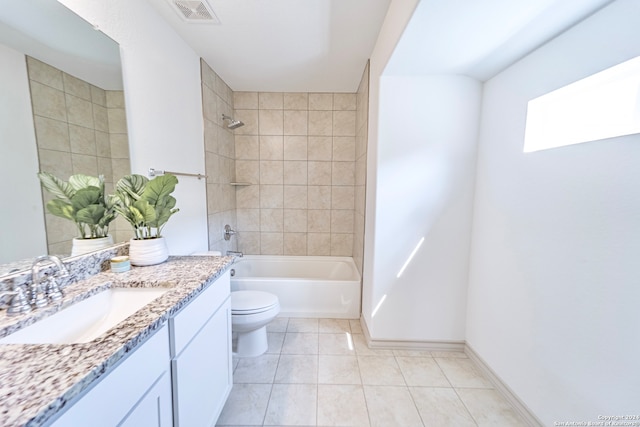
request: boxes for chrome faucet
[226,251,243,258]
[30,255,69,308]
[0,271,31,316]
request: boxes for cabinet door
[119,370,172,427]
[172,298,232,427]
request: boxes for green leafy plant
[37,172,117,239]
[114,174,179,240]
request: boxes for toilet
[231,290,280,357]
[192,251,280,357]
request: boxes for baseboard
[465,344,544,427]
[358,317,543,426]
[359,317,465,352]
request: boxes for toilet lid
[231,291,279,313]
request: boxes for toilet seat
[231,291,279,315]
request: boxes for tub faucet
[226,251,243,258]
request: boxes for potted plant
[114,173,179,266]
[37,172,117,256]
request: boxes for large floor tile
[349,319,363,334]
[275,354,318,384]
[287,318,319,333]
[318,355,361,384]
[319,332,356,355]
[457,388,527,427]
[396,356,450,387]
[281,332,319,355]
[264,384,317,426]
[393,349,433,357]
[234,354,280,384]
[435,358,493,388]
[268,317,290,333]
[363,385,423,427]
[317,384,370,426]
[358,356,405,386]
[217,383,272,426]
[319,318,351,333]
[352,334,393,356]
[266,332,285,354]
[410,387,476,426]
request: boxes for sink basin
[0,288,170,345]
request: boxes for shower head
[222,114,244,129]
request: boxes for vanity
[0,253,234,427]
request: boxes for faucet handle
[6,287,32,316]
[45,276,64,302]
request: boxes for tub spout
[226,251,243,258]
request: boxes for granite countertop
[0,255,234,427]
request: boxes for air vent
[170,0,220,24]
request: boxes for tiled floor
[217,318,527,427]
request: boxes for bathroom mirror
[0,0,130,276]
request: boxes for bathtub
[230,255,361,319]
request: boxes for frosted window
[524,55,640,153]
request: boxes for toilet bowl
[231,290,280,357]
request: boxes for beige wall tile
[107,108,127,133]
[236,135,259,159]
[284,136,308,160]
[204,119,218,153]
[27,57,63,90]
[333,93,357,111]
[202,86,217,121]
[284,209,307,232]
[259,92,284,109]
[331,210,355,233]
[39,149,72,177]
[332,162,355,186]
[97,156,113,182]
[238,231,261,254]
[284,233,307,255]
[72,153,98,175]
[234,110,259,135]
[284,93,308,110]
[261,232,284,255]
[93,105,109,132]
[260,135,283,160]
[111,158,130,181]
[261,208,284,232]
[308,233,331,255]
[33,116,69,152]
[331,233,353,256]
[284,110,308,136]
[308,136,333,161]
[236,184,260,208]
[284,185,308,209]
[91,86,107,107]
[308,161,331,185]
[308,186,331,209]
[308,111,333,136]
[219,128,235,158]
[63,73,91,100]
[333,111,356,136]
[260,160,283,184]
[69,124,96,155]
[284,161,307,185]
[30,82,66,121]
[97,131,111,158]
[236,160,260,183]
[308,210,330,233]
[237,209,261,231]
[66,94,94,128]
[260,185,284,208]
[235,92,259,109]
[309,93,333,110]
[332,137,356,161]
[259,110,284,135]
[332,186,355,210]
[106,90,125,108]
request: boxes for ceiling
[146,0,391,93]
[146,0,614,93]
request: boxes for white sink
[0,288,170,345]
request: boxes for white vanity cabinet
[50,325,173,427]
[169,270,232,427]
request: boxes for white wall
[367,75,481,341]
[0,43,47,263]
[467,0,640,423]
[58,0,209,255]
[363,0,481,342]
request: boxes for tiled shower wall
[353,62,369,275]
[201,60,238,253]
[232,91,358,256]
[27,57,131,255]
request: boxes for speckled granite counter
[0,255,233,427]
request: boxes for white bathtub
[230,255,361,319]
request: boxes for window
[524,55,640,153]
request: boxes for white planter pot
[128,237,169,266]
[71,235,114,257]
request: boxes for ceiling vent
[169,0,221,24]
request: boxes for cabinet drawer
[170,270,230,356]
